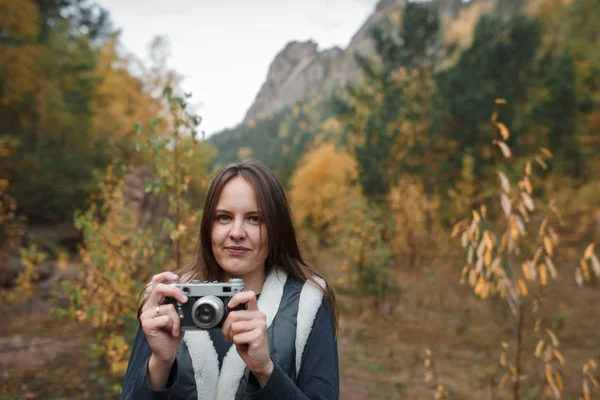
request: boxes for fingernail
[175,330,179,337]
[182,295,188,302]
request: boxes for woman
[121,159,339,400]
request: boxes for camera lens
[191,295,224,329]
[197,303,216,324]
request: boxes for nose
[229,219,246,240]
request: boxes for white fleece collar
[183,268,289,400]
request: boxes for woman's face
[211,176,268,290]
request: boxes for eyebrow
[214,209,260,214]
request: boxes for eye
[247,215,261,224]
[216,214,231,222]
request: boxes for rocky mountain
[243,0,483,123]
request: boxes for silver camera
[164,278,245,330]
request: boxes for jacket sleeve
[245,298,339,400]
[120,326,187,400]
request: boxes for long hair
[137,159,338,334]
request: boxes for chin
[220,260,257,277]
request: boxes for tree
[289,143,362,247]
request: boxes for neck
[222,267,266,294]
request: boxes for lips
[224,246,250,256]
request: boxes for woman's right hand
[140,271,189,365]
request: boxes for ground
[1,249,599,399]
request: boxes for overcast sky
[98,0,379,137]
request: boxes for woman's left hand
[222,291,273,386]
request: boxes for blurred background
[1,0,599,398]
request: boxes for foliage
[388,177,442,268]
[290,143,362,247]
[59,88,211,376]
[335,197,393,300]
[448,101,596,398]
[0,136,23,260]
[0,0,178,224]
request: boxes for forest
[1,0,599,398]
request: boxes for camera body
[165,278,245,330]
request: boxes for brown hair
[137,158,338,334]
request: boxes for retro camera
[165,278,245,330]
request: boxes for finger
[142,315,173,335]
[224,319,257,342]
[230,319,263,337]
[228,291,258,311]
[221,311,265,341]
[140,304,181,337]
[232,329,263,347]
[165,304,181,337]
[146,272,179,306]
[143,283,188,313]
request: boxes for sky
[98,0,380,137]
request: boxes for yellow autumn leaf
[483,230,494,249]
[525,160,532,176]
[451,221,464,238]
[581,259,591,281]
[498,372,510,389]
[540,147,553,158]
[497,171,510,193]
[545,364,554,384]
[521,192,535,211]
[496,122,510,140]
[539,217,548,236]
[575,268,584,287]
[546,329,559,347]
[555,371,564,392]
[535,156,548,170]
[540,263,548,286]
[485,249,492,268]
[522,176,533,194]
[501,193,512,217]
[544,237,554,256]
[494,140,512,158]
[535,339,545,357]
[553,349,565,365]
[461,231,468,248]
[469,269,477,287]
[584,243,595,260]
[518,279,528,296]
[545,256,558,279]
[477,238,487,258]
[583,380,590,398]
[424,372,434,383]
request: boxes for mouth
[224,246,251,255]
[225,246,250,251]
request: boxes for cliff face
[243,41,344,123]
[242,0,497,123]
